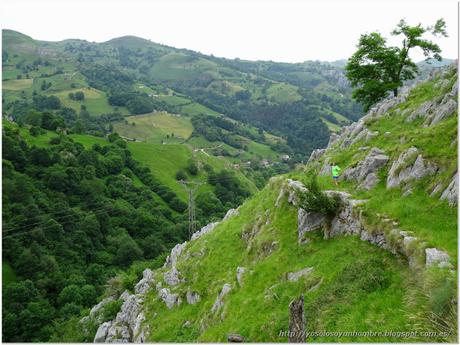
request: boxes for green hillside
[81,64,457,343]
[2,29,364,160]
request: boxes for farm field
[114,111,193,143]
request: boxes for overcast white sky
[1,0,458,62]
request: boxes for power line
[3,175,247,239]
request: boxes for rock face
[96,291,145,343]
[308,148,326,163]
[236,267,246,286]
[134,269,155,295]
[287,267,314,282]
[387,147,437,189]
[158,287,181,309]
[191,222,219,241]
[425,99,457,126]
[425,248,451,268]
[164,266,182,286]
[285,180,452,271]
[288,295,305,343]
[94,321,112,343]
[211,283,232,313]
[186,289,201,305]
[341,147,389,190]
[285,179,308,206]
[298,209,326,243]
[440,172,458,205]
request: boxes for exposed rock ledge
[284,179,452,271]
[90,207,240,343]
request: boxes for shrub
[176,169,187,181]
[297,174,341,217]
[101,300,123,323]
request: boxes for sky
[1,0,458,63]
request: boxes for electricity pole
[180,180,204,240]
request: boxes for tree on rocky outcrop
[346,19,447,110]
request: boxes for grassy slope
[127,141,257,201]
[137,69,457,343]
[114,112,193,143]
[300,68,458,258]
[142,178,430,342]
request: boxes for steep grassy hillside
[82,65,457,343]
[2,29,364,159]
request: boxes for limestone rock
[164,242,186,268]
[286,179,308,206]
[236,266,246,286]
[406,101,433,122]
[158,288,181,309]
[164,266,182,286]
[319,159,332,177]
[298,208,326,242]
[223,208,239,221]
[308,148,326,163]
[97,292,145,343]
[425,248,451,268]
[360,172,379,190]
[134,269,155,294]
[387,148,437,189]
[426,99,457,126]
[186,289,201,305]
[287,267,314,282]
[440,172,458,205]
[211,283,231,313]
[342,147,389,189]
[94,321,112,343]
[191,222,219,241]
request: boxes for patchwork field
[3,78,34,90]
[51,87,127,116]
[114,112,193,143]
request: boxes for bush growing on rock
[297,174,341,217]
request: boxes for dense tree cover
[2,121,252,341]
[4,97,123,138]
[1,126,191,341]
[346,19,447,110]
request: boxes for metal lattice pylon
[180,180,204,240]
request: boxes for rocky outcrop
[425,248,451,268]
[211,283,232,314]
[308,148,326,163]
[96,291,145,343]
[298,209,326,243]
[164,266,182,286]
[440,172,458,205]
[387,147,437,189]
[164,242,186,268]
[134,269,155,295]
[158,287,181,309]
[90,207,241,343]
[236,267,246,286]
[341,147,389,190]
[287,267,314,282]
[191,222,219,241]
[186,289,201,305]
[285,180,451,271]
[425,98,457,127]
